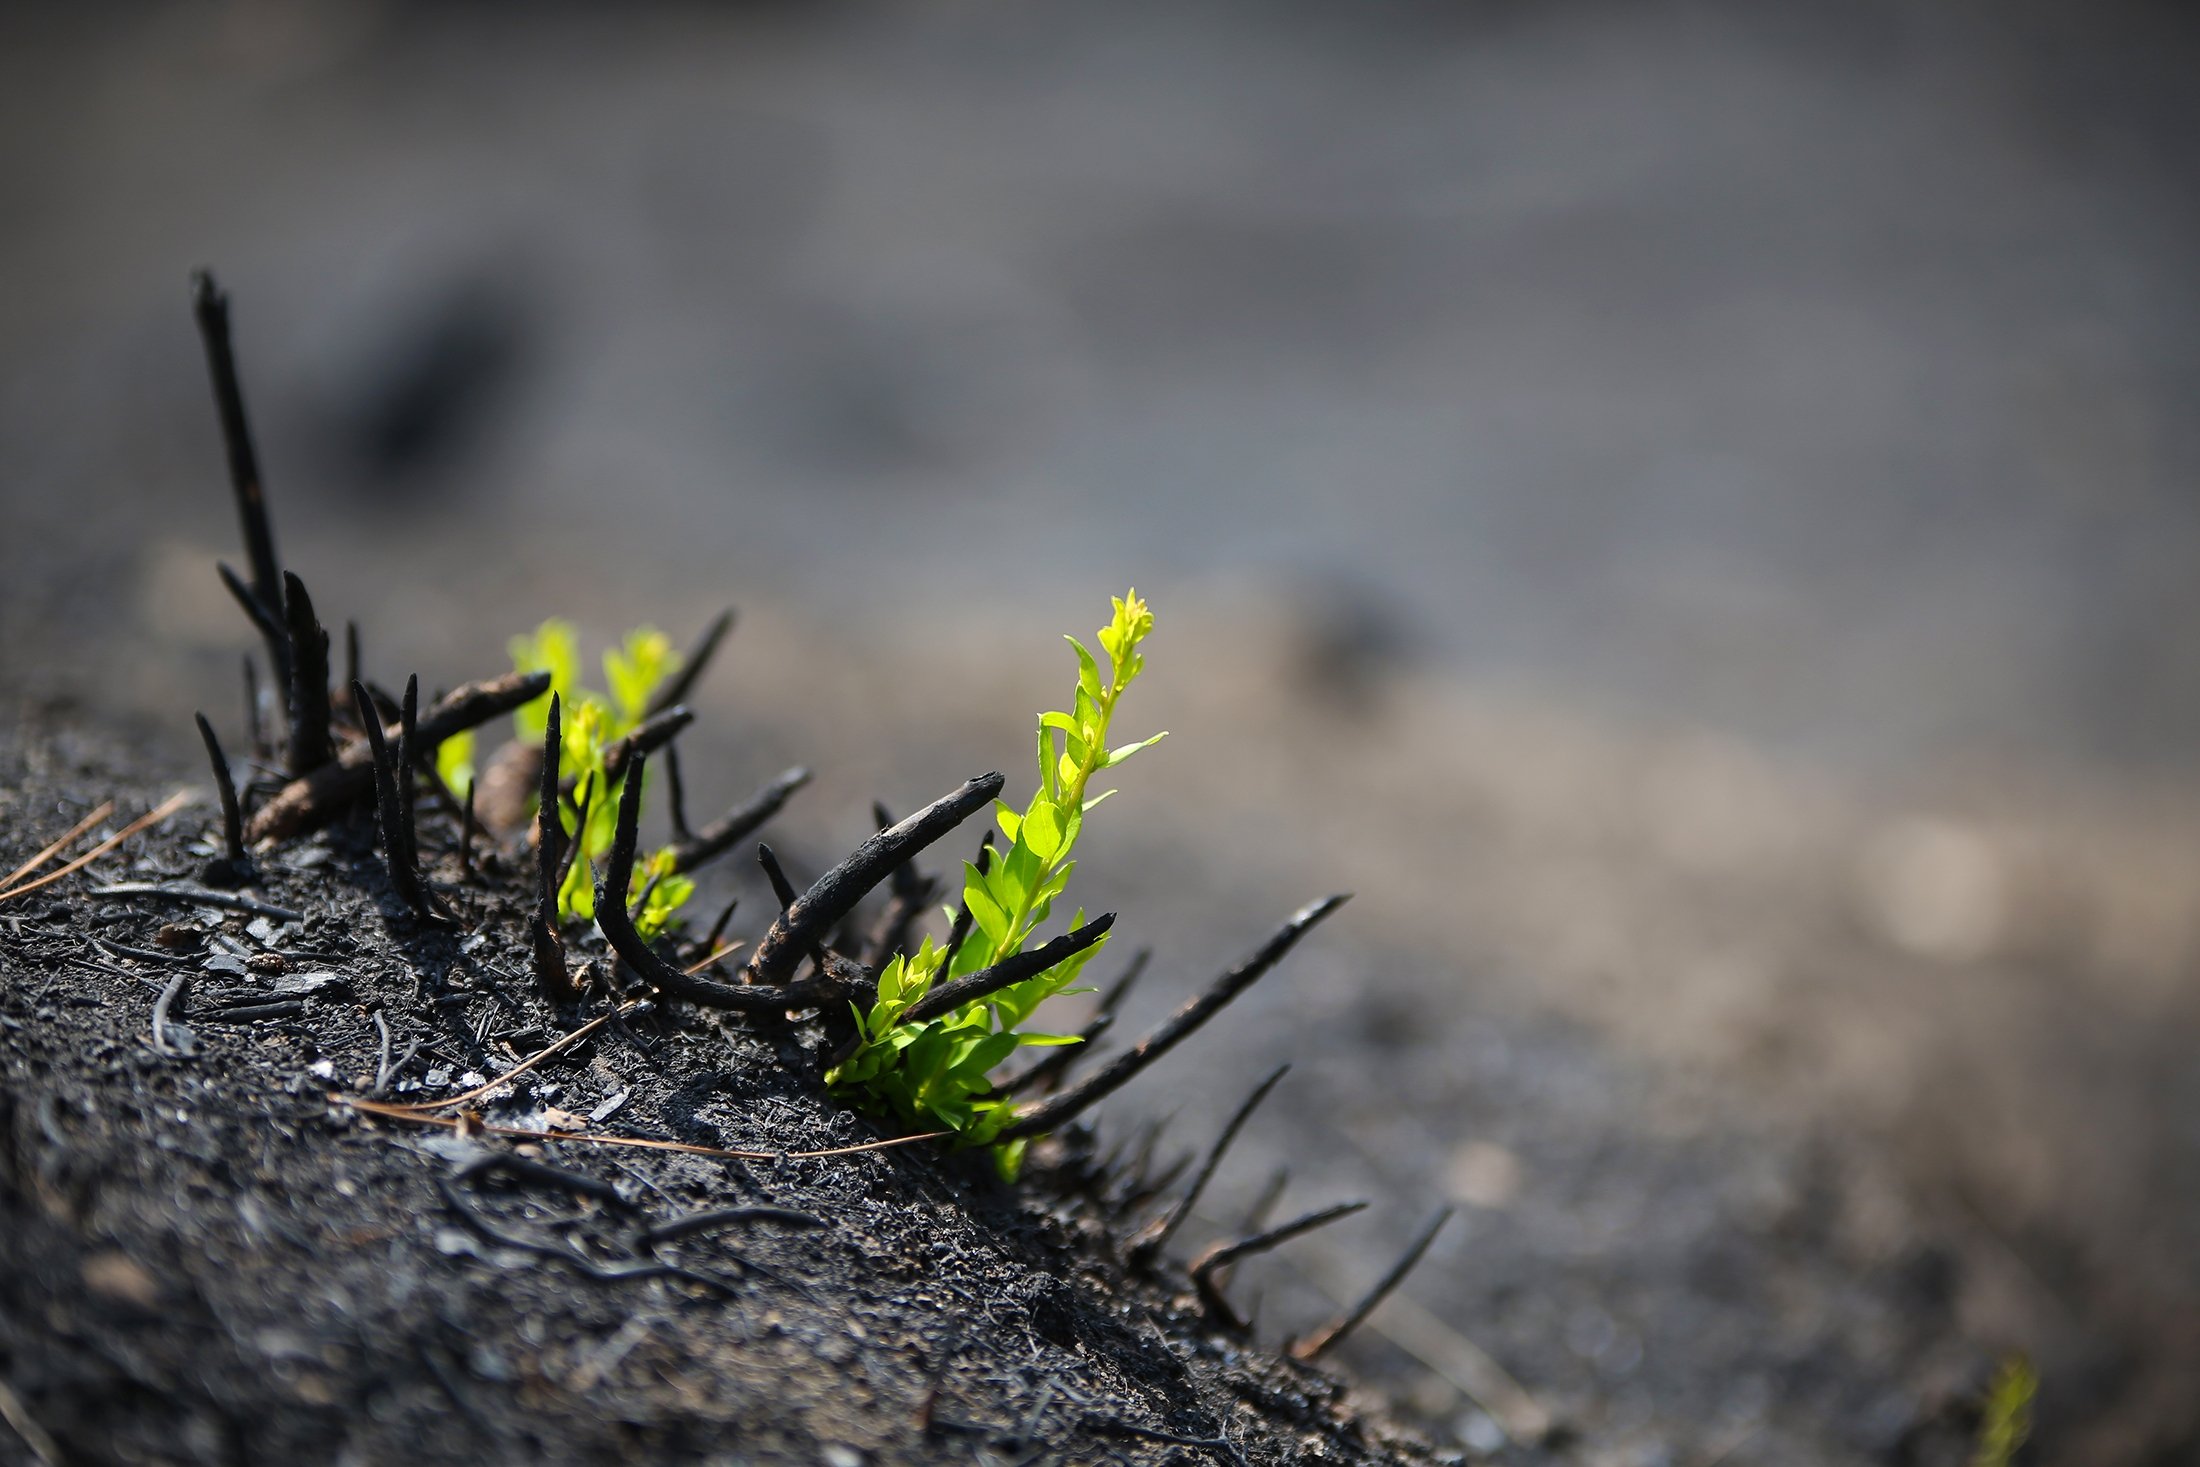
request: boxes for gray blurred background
[6,3,2200,1463]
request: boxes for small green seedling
[447,619,694,938]
[829,591,1165,1175]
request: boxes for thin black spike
[458,778,478,882]
[555,772,595,896]
[595,752,859,1014]
[395,674,421,877]
[533,694,569,1001]
[192,270,286,684]
[1000,896,1349,1141]
[599,704,693,788]
[194,712,250,885]
[217,561,286,665]
[747,772,1005,986]
[1190,1201,1369,1333]
[904,915,1116,1025]
[352,678,446,924]
[1133,1062,1290,1264]
[1290,1209,1455,1361]
[664,743,693,841]
[282,573,333,776]
[343,621,361,714]
[756,843,800,911]
[241,654,267,760]
[646,607,735,718]
[668,766,812,873]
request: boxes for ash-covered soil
[0,723,1460,1467]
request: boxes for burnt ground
[0,721,1460,1467]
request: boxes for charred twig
[343,622,361,717]
[599,705,693,789]
[1243,1168,1291,1233]
[533,694,571,1003]
[1000,896,1347,1141]
[1290,1208,1454,1361]
[197,999,308,1024]
[861,800,939,969]
[554,773,596,896]
[663,744,693,841]
[1081,1416,1248,1467]
[666,766,811,874]
[85,883,299,921]
[281,572,333,775]
[1000,946,1147,1096]
[193,270,287,685]
[193,712,251,885]
[635,1207,824,1249]
[151,970,192,1057]
[1132,1062,1289,1264]
[597,754,864,1014]
[1190,1201,1368,1332]
[247,670,550,843]
[904,915,1117,1025]
[354,679,448,925]
[646,608,734,718]
[455,1152,632,1212]
[217,561,286,666]
[756,843,801,912]
[241,655,268,760]
[748,772,1004,986]
[435,1177,736,1297]
[395,675,423,876]
[693,898,738,963]
[457,779,478,880]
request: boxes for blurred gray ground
[6,2,2200,1463]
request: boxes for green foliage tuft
[509,619,692,936]
[828,591,1163,1175]
[1971,1357,2035,1467]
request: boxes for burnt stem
[353,679,445,924]
[904,914,1117,1025]
[192,270,286,685]
[668,766,812,874]
[663,744,693,841]
[1000,943,1148,1095]
[1190,1200,1368,1332]
[646,608,734,718]
[247,670,550,843]
[746,771,1005,987]
[241,654,268,761]
[1133,1062,1290,1264]
[193,712,250,884]
[756,843,801,912]
[860,800,938,969]
[598,704,693,790]
[343,622,361,716]
[281,573,333,775]
[533,694,570,1002]
[596,752,855,1014]
[554,773,595,897]
[999,895,1348,1141]
[218,561,286,666]
[458,779,478,881]
[395,675,423,878]
[1290,1208,1454,1362]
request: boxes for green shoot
[1971,1357,2035,1467]
[828,591,1164,1174]
[510,619,692,938]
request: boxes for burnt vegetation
[0,274,1468,1465]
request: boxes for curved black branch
[904,914,1117,1025]
[247,669,550,842]
[1290,1207,1454,1361]
[599,704,693,790]
[193,712,250,885]
[746,771,1004,986]
[1000,895,1348,1141]
[596,752,856,1015]
[646,607,734,718]
[1190,1200,1368,1332]
[1133,1061,1290,1264]
[668,766,812,874]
